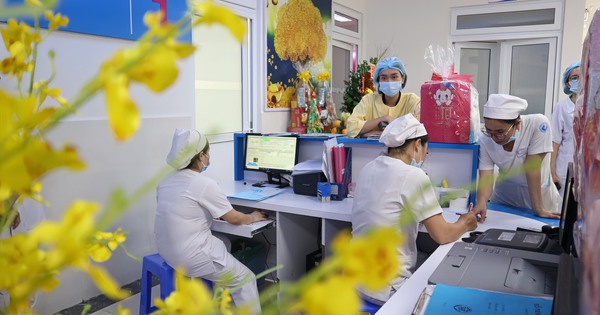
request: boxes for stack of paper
[292,159,323,176]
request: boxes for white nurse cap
[483,94,528,120]
[379,114,428,147]
[166,128,207,169]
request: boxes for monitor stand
[267,172,289,188]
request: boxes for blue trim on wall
[488,202,559,226]
[3,0,191,42]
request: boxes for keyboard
[211,218,276,237]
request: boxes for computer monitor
[559,162,578,255]
[243,133,299,187]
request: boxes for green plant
[340,57,378,114]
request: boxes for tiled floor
[89,285,159,315]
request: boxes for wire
[261,232,279,283]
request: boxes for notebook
[227,187,284,201]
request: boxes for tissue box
[420,80,479,143]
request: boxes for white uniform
[155,170,260,313]
[351,155,442,304]
[551,97,576,197]
[479,114,561,212]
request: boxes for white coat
[551,97,576,196]
[352,155,442,304]
[479,114,561,212]
[155,170,260,313]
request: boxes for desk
[221,180,555,309]
[376,208,551,315]
[221,181,352,281]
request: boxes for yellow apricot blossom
[300,276,360,315]
[44,10,69,31]
[154,270,214,315]
[0,201,128,314]
[103,74,140,141]
[332,227,403,290]
[193,0,246,42]
[87,228,127,263]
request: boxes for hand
[11,212,21,230]
[471,203,487,223]
[534,209,561,219]
[551,172,560,185]
[458,211,478,231]
[249,210,268,223]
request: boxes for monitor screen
[243,134,299,185]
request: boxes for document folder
[227,187,283,201]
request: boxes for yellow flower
[154,270,214,315]
[332,228,403,290]
[117,305,131,315]
[316,71,330,82]
[297,70,311,82]
[127,45,179,92]
[0,41,33,79]
[25,0,43,7]
[300,276,360,315]
[83,264,129,300]
[193,0,247,42]
[218,289,233,315]
[44,11,69,31]
[103,74,140,141]
[87,228,127,262]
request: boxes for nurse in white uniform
[473,94,561,220]
[351,114,478,305]
[550,62,580,198]
[155,128,267,314]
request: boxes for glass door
[455,42,499,120]
[455,38,557,117]
[332,40,357,115]
[500,38,557,117]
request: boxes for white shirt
[155,169,233,276]
[551,97,576,180]
[479,114,560,212]
[352,155,442,302]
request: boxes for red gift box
[420,77,479,144]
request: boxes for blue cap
[374,57,407,88]
[562,61,581,95]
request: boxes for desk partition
[233,133,479,204]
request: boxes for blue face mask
[410,150,424,168]
[199,153,210,172]
[569,79,579,94]
[503,129,519,145]
[379,81,402,97]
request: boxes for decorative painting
[266,0,332,110]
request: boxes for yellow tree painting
[266,0,331,109]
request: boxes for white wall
[2,0,589,313]
[0,30,195,313]
[361,0,586,102]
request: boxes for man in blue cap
[550,61,580,198]
[346,57,421,138]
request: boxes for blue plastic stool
[358,297,382,315]
[139,253,213,315]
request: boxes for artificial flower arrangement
[0,1,407,314]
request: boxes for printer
[292,171,326,196]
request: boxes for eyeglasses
[481,124,515,140]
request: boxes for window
[192,3,260,142]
